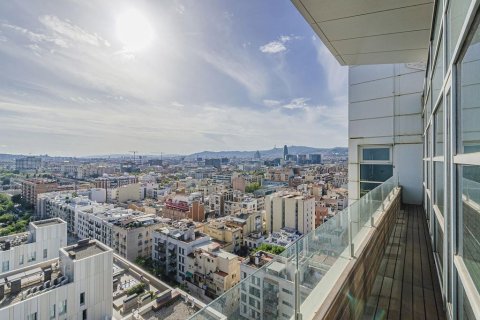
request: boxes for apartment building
[0,219,67,275]
[94,174,138,189]
[265,192,315,234]
[152,222,211,283]
[76,208,158,261]
[22,179,59,207]
[202,220,243,253]
[15,156,42,171]
[37,191,89,234]
[0,236,112,320]
[240,251,296,320]
[37,191,159,260]
[185,242,241,298]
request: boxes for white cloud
[263,99,282,107]
[259,34,302,54]
[260,41,286,54]
[312,38,347,98]
[171,101,184,108]
[199,49,268,98]
[176,4,186,14]
[2,22,68,47]
[282,97,310,110]
[39,15,110,47]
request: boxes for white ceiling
[292,0,435,65]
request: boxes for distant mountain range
[186,146,347,159]
[0,146,347,160]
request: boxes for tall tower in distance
[283,145,289,160]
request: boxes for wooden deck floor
[362,205,445,320]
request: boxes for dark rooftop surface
[68,241,107,260]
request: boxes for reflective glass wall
[423,0,480,318]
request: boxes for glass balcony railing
[188,176,399,320]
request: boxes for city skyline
[0,0,348,157]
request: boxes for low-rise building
[152,222,211,283]
[185,242,241,299]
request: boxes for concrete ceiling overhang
[292,0,435,65]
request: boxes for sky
[0,0,348,156]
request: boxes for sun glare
[116,9,153,51]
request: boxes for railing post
[294,241,302,320]
[381,185,385,212]
[348,208,354,257]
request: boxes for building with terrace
[0,218,67,275]
[0,237,113,320]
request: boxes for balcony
[187,177,444,319]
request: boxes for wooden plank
[421,205,446,320]
[412,206,426,319]
[362,205,446,320]
[401,205,414,319]
[418,205,439,320]
[388,209,407,320]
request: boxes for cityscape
[0,147,348,319]
[0,0,479,320]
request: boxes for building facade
[0,219,67,275]
[265,192,315,235]
[0,232,112,320]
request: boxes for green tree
[0,194,14,215]
[11,194,22,204]
[245,182,261,193]
[253,243,285,255]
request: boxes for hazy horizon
[0,145,348,158]
[0,0,348,157]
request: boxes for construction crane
[129,151,138,163]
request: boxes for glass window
[43,249,47,259]
[2,261,9,272]
[448,0,472,63]
[362,148,390,161]
[435,218,444,275]
[432,37,444,104]
[359,146,393,196]
[360,164,393,182]
[435,100,444,156]
[59,299,67,315]
[459,165,480,292]
[435,161,444,215]
[80,292,85,305]
[458,18,480,153]
[26,313,37,320]
[458,281,476,320]
[432,0,443,56]
[50,304,56,319]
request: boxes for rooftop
[0,262,68,309]
[64,239,109,260]
[31,218,64,228]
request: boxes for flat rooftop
[65,240,108,260]
[32,218,64,228]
